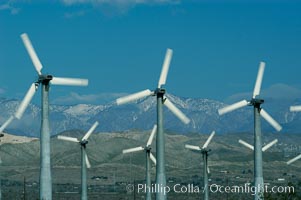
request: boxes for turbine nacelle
[250,98,264,106]
[38,74,53,83]
[155,88,166,96]
[80,140,88,146]
[144,146,152,151]
[201,148,211,154]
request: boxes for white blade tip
[185,144,201,151]
[290,106,301,112]
[122,146,144,154]
[146,124,157,147]
[164,98,190,124]
[116,89,153,105]
[252,61,265,98]
[218,100,249,116]
[57,135,79,143]
[158,48,173,88]
[202,131,215,149]
[82,121,99,141]
[260,109,282,132]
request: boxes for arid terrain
[0,131,300,199]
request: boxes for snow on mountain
[0,95,300,137]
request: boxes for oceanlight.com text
[126,183,295,195]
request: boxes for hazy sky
[1,0,301,105]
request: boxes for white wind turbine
[218,62,282,200]
[116,48,190,200]
[16,33,89,200]
[122,124,157,200]
[185,131,215,200]
[287,105,301,165]
[58,121,98,200]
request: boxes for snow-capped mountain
[0,95,300,137]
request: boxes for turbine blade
[287,154,301,165]
[0,116,14,133]
[158,48,173,88]
[122,146,144,154]
[290,105,301,112]
[164,98,190,124]
[218,100,249,115]
[202,131,215,149]
[14,83,37,119]
[146,124,157,147]
[262,139,278,152]
[260,109,282,132]
[116,89,153,105]
[57,135,79,143]
[84,149,91,169]
[20,33,43,75]
[238,139,254,151]
[51,77,88,86]
[253,62,265,98]
[185,144,201,151]
[82,121,99,141]
[150,152,157,165]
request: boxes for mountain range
[0,93,301,137]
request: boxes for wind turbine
[16,33,88,200]
[58,121,98,200]
[287,104,301,165]
[185,131,215,200]
[122,124,157,200]
[239,139,278,152]
[116,48,190,200]
[218,62,282,200]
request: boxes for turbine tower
[122,124,157,200]
[17,33,88,200]
[185,131,215,200]
[0,134,3,200]
[58,121,99,200]
[218,62,282,200]
[116,49,190,200]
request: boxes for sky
[1,0,301,105]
